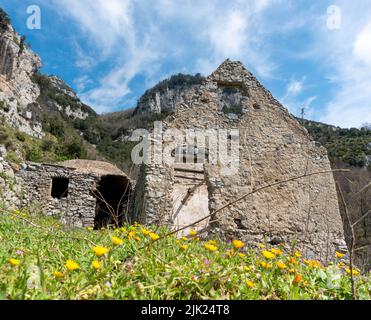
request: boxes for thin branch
[351,209,371,228]
[337,181,356,300]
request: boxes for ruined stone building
[18,160,133,229]
[14,60,347,263]
[132,60,345,262]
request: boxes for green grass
[0,207,370,300]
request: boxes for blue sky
[2,0,371,128]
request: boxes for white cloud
[53,0,134,56]
[286,78,305,97]
[317,1,371,128]
[207,10,247,58]
[73,75,93,92]
[49,0,163,113]
[45,0,284,113]
[353,23,371,67]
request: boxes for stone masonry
[17,160,132,228]
[133,60,346,263]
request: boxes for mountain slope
[299,118,371,168]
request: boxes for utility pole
[300,107,305,124]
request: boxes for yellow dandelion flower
[9,258,20,267]
[277,261,287,269]
[92,246,109,257]
[135,236,141,242]
[246,280,254,288]
[205,243,218,252]
[245,266,251,272]
[262,250,275,259]
[65,260,79,272]
[189,229,197,237]
[345,268,360,276]
[232,239,245,249]
[289,268,295,273]
[112,236,124,246]
[294,251,301,258]
[128,230,136,239]
[53,271,64,278]
[86,227,93,231]
[260,261,272,269]
[149,232,160,241]
[141,228,150,236]
[180,244,189,251]
[336,251,345,259]
[181,236,188,241]
[293,274,302,284]
[91,260,101,271]
[304,259,321,269]
[207,240,217,246]
[271,248,283,255]
[238,253,246,258]
[259,243,265,249]
[338,261,345,268]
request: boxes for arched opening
[93,175,131,229]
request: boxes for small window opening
[51,177,69,199]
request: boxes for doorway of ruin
[172,164,210,236]
[93,175,131,229]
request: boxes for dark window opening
[217,84,245,116]
[93,175,131,230]
[51,177,69,199]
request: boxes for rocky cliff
[0,14,96,141]
[0,24,42,137]
[135,73,204,114]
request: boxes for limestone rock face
[135,74,204,114]
[0,25,43,137]
[134,60,346,263]
[48,75,91,120]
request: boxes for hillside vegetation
[0,207,370,300]
[301,119,371,168]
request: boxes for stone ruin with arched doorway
[17,159,133,229]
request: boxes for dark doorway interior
[51,177,69,199]
[93,175,130,229]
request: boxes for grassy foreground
[0,207,370,300]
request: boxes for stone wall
[132,163,174,226]
[17,163,98,227]
[135,60,346,263]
